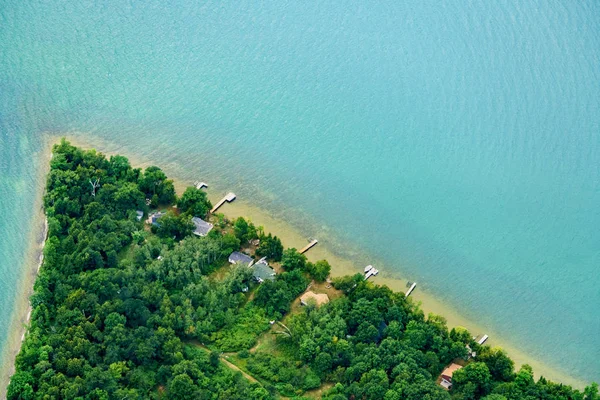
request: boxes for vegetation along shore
[6,140,598,399]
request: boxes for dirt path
[189,342,261,385]
[220,356,259,383]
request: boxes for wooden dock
[210,192,236,213]
[477,334,489,345]
[299,239,318,254]
[364,265,379,280]
[195,181,208,189]
[405,282,417,298]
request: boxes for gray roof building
[136,210,144,221]
[147,211,166,226]
[252,261,276,283]
[192,217,213,237]
[228,251,254,266]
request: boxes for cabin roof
[147,211,166,225]
[229,251,254,265]
[252,261,275,282]
[191,217,213,236]
[441,363,462,380]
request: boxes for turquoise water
[1,0,599,383]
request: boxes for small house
[439,363,462,389]
[300,291,329,307]
[252,261,275,283]
[228,251,254,266]
[192,217,213,237]
[136,210,144,221]
[147,211,166,226]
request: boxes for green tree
[482,395,507,400]
[452,362,492,398]
[255,233,283,261]
[478,347,514,382]
[113,182,146,213]
[153,212,194,240]
[6,371,34,400]
[308,260,331,282]
[281,248,307,271]
[138,166,176,205]
[168,373,200,400]
[220,233,241,257]
[584,383,599,400]
[332,273,364,293]
[233,217,249,241]
[177,187,212,217]
[313,352,333,374]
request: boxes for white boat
[364,265,373,273]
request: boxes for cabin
[439,363,462,389]
[228,251,254,266]
[252,261,276,283]
[136,210,144,221]
[191,217,213,237]
[300,291,329,307]
[147,211,166,226]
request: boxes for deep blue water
[1,0,599,383]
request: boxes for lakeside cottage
[439,363,462,389]
[228,251,254,266]
[192,217,213,237]
[252,260,276,283]
[300,291,329,307]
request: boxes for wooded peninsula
[7,140,598,399]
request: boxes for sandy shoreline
[0,138,52,400]
[0,133,587,396]
[206,197,588,389]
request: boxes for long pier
[405,282,417,297]
[299,239,318,254]
[210,192,236,213]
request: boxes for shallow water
[1,0,599,385]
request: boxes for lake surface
[1,0,599,383]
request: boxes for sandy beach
[0,133,587,397]
[0,140,52,399]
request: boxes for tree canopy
[8,140,597,400]
[176,187,212,218]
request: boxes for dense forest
[7,140,598,399]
